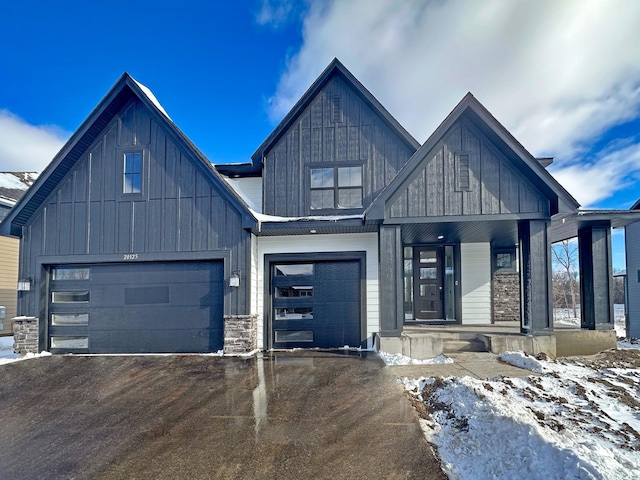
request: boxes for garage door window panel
[51,313,89,326]
[275,307,314,319]
[52,267,90,281]
[275,330,314,343]
[51,291,90,303]
[50,336,89,349]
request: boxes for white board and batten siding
[252,233,379,349]
[461,243,492,324]
[223,177,263,212]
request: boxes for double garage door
[271,260,362,349]
[48,261,223,354]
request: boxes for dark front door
[413,247,443,320]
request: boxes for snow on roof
[251,210,364,224]
[131,78,172,120]
[0,196,16,208]
[0,172,38,202]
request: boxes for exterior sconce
[229,271,240,288]
[18,278,32,291]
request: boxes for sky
[0,0,639,270]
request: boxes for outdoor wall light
[17,278,32,292]
[437,235,444,240]
[229,271,240,288]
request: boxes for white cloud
[551,142,640,207]
[267,0,640,205]
[255,0,298,28]
[0,110,67,172]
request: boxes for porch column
[518,220,552,335]
[379,225,403,335]
[578,224,614,330]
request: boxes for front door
[413,247,443,320]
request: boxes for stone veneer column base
[12,317,39,355]
[223,315,258,354]
[493,272,521,322]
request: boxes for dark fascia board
[0,74,257,238]
[365,93,580,220]
[630,198,640,210]
[214,162,263,178]
[550,209,640,243]
[250,58,420,166]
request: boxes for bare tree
[552,240,579,319]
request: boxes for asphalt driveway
[0,351,445,479]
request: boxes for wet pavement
[0,352,445,479]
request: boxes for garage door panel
[88,283,222,309]
[49,261,224,353]
[272,259,362,349]
[90,263,220,285]
[89,329,219,354]
[89,306,222,330]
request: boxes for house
[0,173,37,334]
[1,59,637,356]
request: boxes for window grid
[310,166,362,210]
[123,151,142,194]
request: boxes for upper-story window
[310,166,362,210]
[123,151,142,194]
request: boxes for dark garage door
[48,261,223,354]
[271,260,361,349]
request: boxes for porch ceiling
[401,220,518,245]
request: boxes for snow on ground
[379,351,454,365]
[0,336,50,365]
[404,350,640,479]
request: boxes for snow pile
[378,351,453,366]
[498,351,545,373]
[405,351,640,479]
[618,338,640,349]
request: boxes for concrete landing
[387,352,536,379]
[378,322,618,360]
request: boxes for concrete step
[442,339,487,353]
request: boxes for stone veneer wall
[12,316,39,355]
[493,273,520,322]
[223,314,258,354]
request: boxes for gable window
[123,151,142,194]
[310,166,362,210]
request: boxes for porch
[376,321,617,359]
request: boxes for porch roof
[550,210,640,243]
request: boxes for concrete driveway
[0,351,445,479]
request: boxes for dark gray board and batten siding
[262,75,417,216]
[387,118,549,220]
[18,98,250,319]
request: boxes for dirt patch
[561,348,640,369]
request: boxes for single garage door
[271,260,361,349]
[47,261,223,354]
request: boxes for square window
[494,248,516,273]
[310,165,362,210]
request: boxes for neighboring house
[0,173,37,334]
[625,200,640,338]
[1,59,637,355]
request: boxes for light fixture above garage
[437,235,444,240]
[309,229,317,234]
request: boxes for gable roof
[366,93,580,219]
[0,74,256,237]
[250,58,420,166]
[631,198,640,210]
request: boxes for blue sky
[1,0,639,270]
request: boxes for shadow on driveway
[0,351,445,479]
